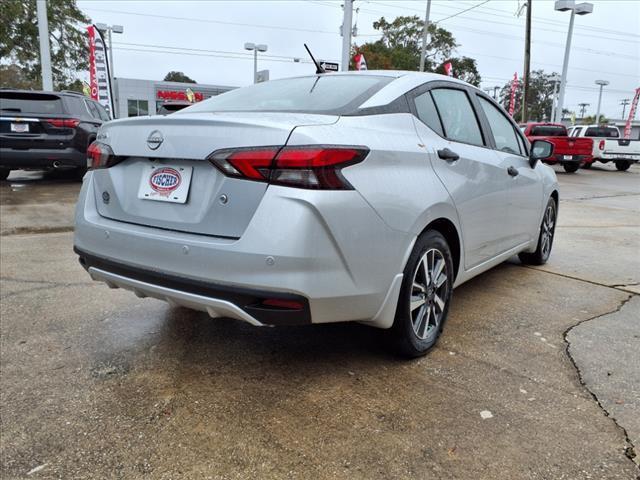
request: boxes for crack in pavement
[0,276,95,299]
[0,226,74,236]
[564,192,640,202]
[563,296,639,469]
[522,265,639,295]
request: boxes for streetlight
[244,42,268,84]
[554,0,593,123]
[549,74,561,122]
[594,79,609,124]
[96,23,124,116]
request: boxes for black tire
[519,197,557,266]
[615,160,631,172]
[562,163,580,173]
[582,162,592,169]
[390,230,454,358]
[0,167,9,181]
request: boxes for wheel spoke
[413,305,427,337]
[434,272,447,288]
[422,255,430,286]
[413,282,426,293]
[410,295,426,312]
[421,304,432,337]
[434,293,445,313]
[432,258,445,286]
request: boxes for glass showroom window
[127,99,149,117]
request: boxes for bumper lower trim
[75,248,312,326]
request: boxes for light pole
[96,23,123,116]
[244,43,268,84]
[554,1,593,123]
[484,86,500,101]
[549,74,561,122]
[419,0,432,72]
[594,79,609,124]
[36,0,53,90]
[341,0,354,71]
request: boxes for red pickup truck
[521,123,593,173]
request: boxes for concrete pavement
[1,164,639,479]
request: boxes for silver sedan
[75,71,558,357]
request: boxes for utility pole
[341,0,354,71]
[521,0,532,123]
[578,102,589,118]
[36,0,53,90]
[419,0,432,72]
[594,79,609,124]
[620,98,630,119]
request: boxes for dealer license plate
[10,123,29,133]
[138,164,193,204]
[563,155,573,160]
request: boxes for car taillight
[46,118,80,128]
[87,141,118,170]
[598,140,605,150]
[208,145,368,190]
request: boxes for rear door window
[0,92,64,115]
[84,99,101,120]
[92,101,111,121]
[584,127,619,137]
[430,88,484,146]
[571,127,582,137]
[413,91,444,136]
[477,96,523,155]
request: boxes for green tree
[352,15,481,85]
[0,0,89,90]
[163,71,197,83]
[0,64,39,89]
[499,70,560,121]
[581,114,608,125]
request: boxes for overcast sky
[77,0,640,119]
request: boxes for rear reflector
[261,299,304,310]
[599,140,605,150]
[208,145,368,190]
[46,118,80,128]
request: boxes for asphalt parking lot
[1,165,639,479]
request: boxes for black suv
[0,89,111,180]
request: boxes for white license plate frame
[10,123,29,133]
[138,164,193,204]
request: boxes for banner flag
[354,53,367,71]
[87,25,115,118]
[443,62,453,77]
[623,87,640,139]
[508,72,518,117]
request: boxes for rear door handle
[507,166,519,177]
[437,148,460,162]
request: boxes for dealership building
[113,78,237,118]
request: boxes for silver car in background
[74,71,558,357]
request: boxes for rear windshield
[584,127,619,137]
[0,92,64,115]
[181,75,393,115]
[530,125,566,136]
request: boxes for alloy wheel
[410,248,449,340]
[541,203,556,258]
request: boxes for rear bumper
[0,147,85,169]
[73,173,410,327]
[75,248,311,326]
[543,154,588,165]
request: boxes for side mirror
[529,139,554,168]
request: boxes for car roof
[0,88,84,98]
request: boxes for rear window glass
[0,92,64,115]
[584,127,619,137]
[530,125,566,136]
[182,75,393,115]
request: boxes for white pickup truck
[568,124,640,171]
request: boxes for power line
[84,7,338,35]
[435,1,492,23]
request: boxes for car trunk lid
[91,112,338,238]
